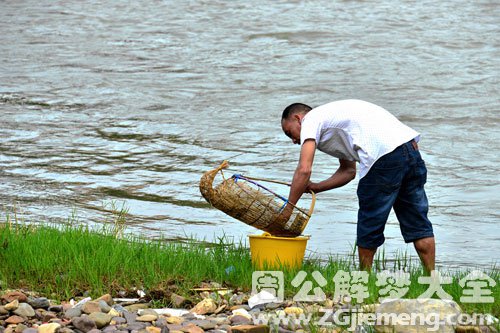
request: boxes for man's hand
[267,203,294,236]
[305,181,319,193]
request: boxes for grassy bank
[0,220,498,317]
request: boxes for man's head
[281,103,312,145]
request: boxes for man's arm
[307,159,356,193]
[286,139,316,209]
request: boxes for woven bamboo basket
[199,161,316,237]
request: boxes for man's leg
[358,246,377,271]
[414,236,435,273]
[393,142,435,273]
[356,147,405,271]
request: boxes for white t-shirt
[300,99,420,178]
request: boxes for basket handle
[239,175,316,218]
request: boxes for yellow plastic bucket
[249,232,310,269]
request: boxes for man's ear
[294,113,302,122]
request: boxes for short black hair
[282,103,312,120]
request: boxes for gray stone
[264,303,280,310]
[229,294,247,306]
[111,317,127,325]
[181,313,197,320]
[123,304,150,312]
[210,317,230,326]
[98,300,111,313]
[139,309,158,318]
[160,328,168,333]
[123,311,137,324]
[190,319,217,330]
[49,305,64,313]
[89,312,112,328]
[65,307,83,319]
[72,316,98,333]
[103,326,118,332]
[13,303,37,318]
[58,328,76,333]
[126,323,147,331]
[154,316,168,328]
[374,298,461,333]
[87,329,102,333]
[112,305,126,314]
[28,297,50,309]
[23,329,38,333]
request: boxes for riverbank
[0,221,498,332]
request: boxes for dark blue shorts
[356,140,434,249]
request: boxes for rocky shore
[0,288,497,333]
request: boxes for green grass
[0,215,498,319]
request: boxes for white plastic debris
[112,298,140,302]
[71,297,92,308]
[152,308,205,319]
[248,290,278,308]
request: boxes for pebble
[28,297,50,309]
[64,307,82,319]
[136,314,157,322]
[146,326,161,333]
[165,316,183,325]
[5,315,25,325]
[23,328,38,333]
[110,317,126,325]
[89,312,112,328]
[170,294,187,308]
[48,305,64,313]
[13,303,36,318]
[82,301,101,314]
[229,315,251,325]
[284,306,303,315]
[97,294,114,306]
[0,291,361,333]
[72,316,98,333]
[1,292,27,304]
[99,300,112,313]
[38,323,61,333]
[123,304,150,312]
[108,308,120,317]
[123,311,137,324]
[190,299,217,315]
[4,300,19,311]
[190,319,217,330]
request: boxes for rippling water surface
[1,0,499,268]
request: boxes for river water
[1,0,498,269]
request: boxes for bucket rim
[248,232,311,241]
